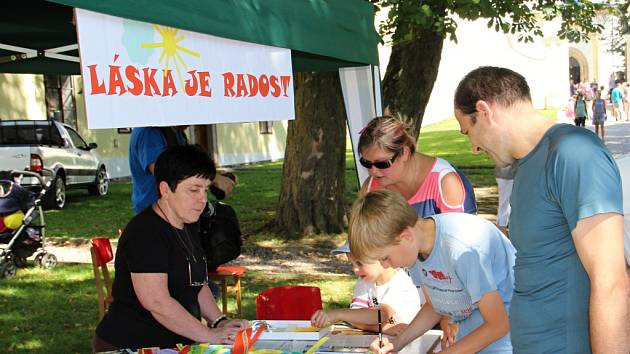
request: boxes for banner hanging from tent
[75,9,294,129]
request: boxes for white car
[0,119,108,209]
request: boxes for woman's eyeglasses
[187,256,209,287]
[359,152,399,170]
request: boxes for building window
[259,121,273,134]
[44,75,77,130]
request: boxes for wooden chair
[90,237,114,320]
[256,285,323,320]
[208,266,247,318]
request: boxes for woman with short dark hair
[93,145,248,352]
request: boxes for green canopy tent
[0,0,379,73]
[0,0,381,182]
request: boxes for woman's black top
[95,207,207,350]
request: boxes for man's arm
[573,212,630,353]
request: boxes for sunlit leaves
[375,0,603,45]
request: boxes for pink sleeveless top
[369,158,477,217]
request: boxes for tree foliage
[599,0,630,59]
[378,0,603,44]
[373,0,604,137]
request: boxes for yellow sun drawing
[141,25,201,89]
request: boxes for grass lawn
[0,264,354,353]
[3,112,556,353]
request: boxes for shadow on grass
[0,264,355,353]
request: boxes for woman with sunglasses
[358,115,477,348]
[93,145,248,352]
[358,116,476,216]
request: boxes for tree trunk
[381,29,445,138]
[275,71,347,237]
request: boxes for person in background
[566,94,576,121]
[611,80,626,121]
[350,190,515,354]
[623,82,630,122]
[93,145,248,352]
[494,161,517,234]
[129,126,236,215]
[310,241,421,335]
[573,93,588,127]
[591,89,607,142]
[454,66,629,353]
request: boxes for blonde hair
[358,116,416,156]
[348,190,418,262]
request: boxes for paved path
[36,118,630,274]
[556,116,630,158]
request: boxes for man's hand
[212,173,237,199]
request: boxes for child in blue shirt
[349,190,515,354]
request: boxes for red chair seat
[210,266,247,276]
[256,285,323,320]
[208,266,247,318]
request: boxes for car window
[0,121,62,146]
[66,127,87,149]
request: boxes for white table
[255,330,442,354]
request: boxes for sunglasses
[359,151,399,170]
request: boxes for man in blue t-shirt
[129,127,188,214]
[454,66,629,353]
[611,80,626,121]
[129,126,236,214]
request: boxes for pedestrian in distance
[591,89,607,142]
[573,93,588,127]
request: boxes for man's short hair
[154,144,216,195]
[454,66,532,114]
[348,190,418,262]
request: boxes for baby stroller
[0,170,57,279]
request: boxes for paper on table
[257,320,331,341]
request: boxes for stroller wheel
[34,252,45,266]
[40,253,57,269]
[0,261,17,279]
[14,257,28,268]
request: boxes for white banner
[75,9,295,129]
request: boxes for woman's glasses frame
[359,151,400,170]
[187,256,209,287]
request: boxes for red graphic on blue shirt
[428,270,452,282]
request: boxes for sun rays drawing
[141,25,200,88]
